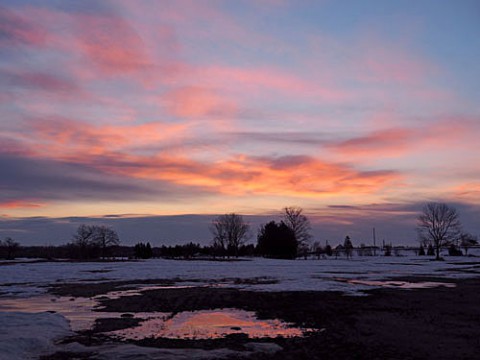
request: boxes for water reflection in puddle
[0,295,165,331]
[337,278,456,289]
[0,285,312,339]
[109,309,310,340]
[0,284,187,331]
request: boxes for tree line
[1,203,477,261]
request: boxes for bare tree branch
[210,213,250,257]
[417,203,461,260]
[282,206,312,248]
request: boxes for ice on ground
[0,311,72,360]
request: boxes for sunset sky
[1,0,479,245]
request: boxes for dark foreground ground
[45,277,480,359]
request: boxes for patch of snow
[0,311,72,360]
[1,255,480,297]
[92,344,251,360]
[244,342,283,354]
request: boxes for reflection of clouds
[113,309,306,340]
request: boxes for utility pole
[373,227,376,256]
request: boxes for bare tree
[344,235,353,259]
[72,224,119,259]
[459,232,478,256]
[210,219,227,257]
[210,213,250,257]
[282,206,312,249]
[94,225,120,259]
[72,224,96,259]
[0,237,20,260]
[417,203,461,260]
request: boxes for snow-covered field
[1,254,480,359]
[1,254,480,297]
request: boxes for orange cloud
[453,183,480,202]
[100,153,402,199]
[0,200,43,209]
[24,117,190,158]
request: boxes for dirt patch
[91,278,480,359]
[45,277,480,359]
[93,317,144,332]
[39,351,95,360]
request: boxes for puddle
[108,309,312,340]
[0,285,313,339]
[0,295,166,331]
[336,278,456,289]
[0,284,188,331]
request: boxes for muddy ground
[44,277,480,359]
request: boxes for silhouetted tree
[334,244,344,259]
[324,243,333,257]
[417,203,462,260]
[71,224,120,259]
[418,245,426,256]
[72,224,97,259]
[94,225,120,259]
[257,221,297,259]
[238,244,256,257]
[448,244,463,256]
[210,213,250,257]
[282,207,312,251]
[384,243,392,256]
[134,242,153,259]
[312,241,323,259]
[0,237,20,260]
[459,232,478,256]
[427,243,435,256]
[344,236,353,259]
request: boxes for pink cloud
[3,70,81,95]
[0,200,43,209]
[25,117,190,157]
[197,65,347,101]
[74,14,151,75]
[330,128,415,157]
[163,86,237,118]
[328,116,476,160]
[0,6,47,46]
